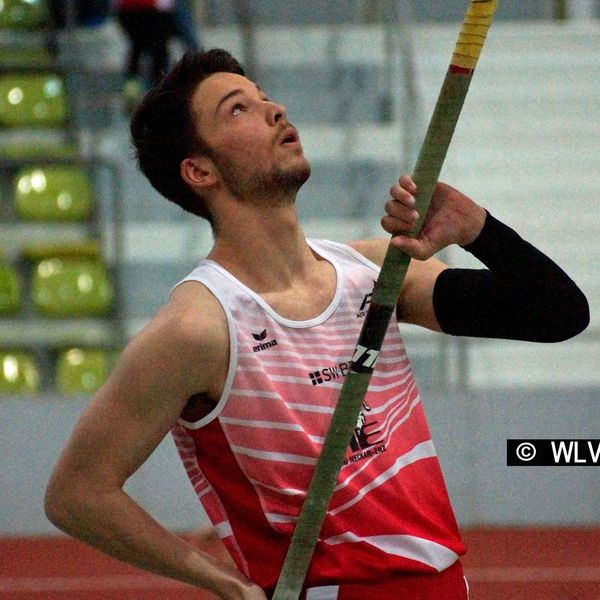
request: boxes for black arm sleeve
[432,211,590,342]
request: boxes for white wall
[1,385,598,537]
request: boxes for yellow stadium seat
[0,72,67,128]
[0,350,40,394]
[32,257,114,317]
[56,348,114,395]
[0,0,48,30]
[15,166,93,222]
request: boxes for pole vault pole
[273,2,499,598]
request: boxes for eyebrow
[214,84,265,114]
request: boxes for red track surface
[1,528,599,599]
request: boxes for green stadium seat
[0,0,48,30]
[23,239,101,262]
[0,262,21,314]
[15,166,93,222]
[0,350,40,394]
[56,348,114,395]
[32,257,114,317]
[0,73,67,128]
[0,141,76,161]
[0,45,54,69]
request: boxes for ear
[180,156,218,191]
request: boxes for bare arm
[45,284,266,600]
[349,238,447,331]
[351,175,588,341]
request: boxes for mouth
[280,127,300,146]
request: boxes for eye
[231,103,246,116]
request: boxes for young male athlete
[45,49,589,600]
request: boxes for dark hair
[130,49,245,221]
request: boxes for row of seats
[1,1,120,396]
[0,71,75,161]
[0,1,71,154]
[0,0,53,69]
[1,162,111,320]
[0,348,116,395]
[0,250,114,317]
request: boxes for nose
[266,100,286,125]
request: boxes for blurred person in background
[173,0,204,52]
[47,0,112,56]
[115,0,176,111]
[48,0,112,28]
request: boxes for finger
[384,198,419,224]
[389,184,416,208]
[399,174,417,195]
[381,214,417,237]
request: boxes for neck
[208,199,315,292]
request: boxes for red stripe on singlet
[191,418,290,590]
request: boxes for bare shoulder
[157,280,229,346]
[348,238,389,267]
[115,280,230,401]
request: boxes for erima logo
[252,330,278,352]
[309,362,349,385]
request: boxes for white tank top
[171,239,464,591]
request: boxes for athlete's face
[190,72,311,201]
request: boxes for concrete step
[444,168,598,203]
[418,79,600,108]
[205,0,365,27]
[465,332,600,389]
[205,22,600,66]
[260,64,387,124]
[299,124,407,161]
[446,114,600,144]
[442,147,599,176]
[411,21,600,58]
[204,0,563,27]
[298,24,595,61]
